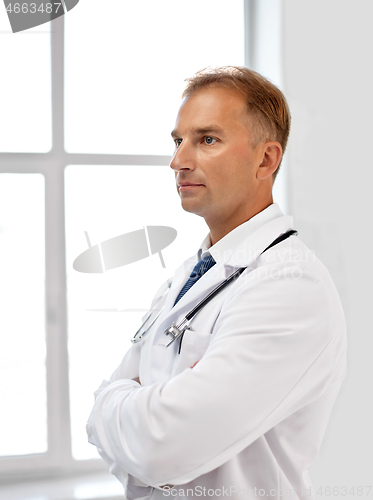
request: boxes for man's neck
[207,198,273,246]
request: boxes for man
[86,67,347,500]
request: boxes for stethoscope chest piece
[163,318,190,347]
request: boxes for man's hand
[133,364,197,385]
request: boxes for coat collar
[198,203,285,264]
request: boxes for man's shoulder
[229,234,345,330]
[259,235,335,288]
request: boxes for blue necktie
[173,253,216,306]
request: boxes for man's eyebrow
[171,126,225,138]
[193,126,225,136]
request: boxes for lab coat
[86,205,347,500]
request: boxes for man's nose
[169,141,195,172]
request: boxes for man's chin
[180,199,205,217]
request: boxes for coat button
[86,423,92,437]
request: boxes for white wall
[283,0,373,489]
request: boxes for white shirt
[86,203,347,500]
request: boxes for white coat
[86,204,347,500]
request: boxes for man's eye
[203,136,217,145]
[174,139,182,148]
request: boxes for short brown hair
[182,66,291,179]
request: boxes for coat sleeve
[86,260,346,488]
[86,278,174,492]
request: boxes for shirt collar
[197,203,284,263]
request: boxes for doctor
[86,67,347,500]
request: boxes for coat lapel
[155,261,228,339]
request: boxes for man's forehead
[172,87,248,134]
[171,95,249,139]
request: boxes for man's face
[170,86,265,226]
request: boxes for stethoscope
[132,230,297,351]
[131,279,172,344]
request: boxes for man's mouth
[178,182,204,191]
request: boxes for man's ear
[256,142,282,180]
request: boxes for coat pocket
[172,328,212,376]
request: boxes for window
[1,0,266,478]
[0,174,47,457]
